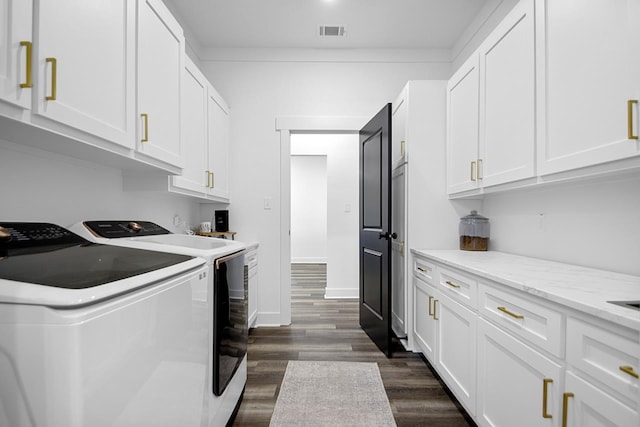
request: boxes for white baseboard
[254,311,287,327]
[291,257,327,264]
[324,288,358,299]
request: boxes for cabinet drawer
[413,257,436,285]
[479,283,563,357]
[566,317,640,403]
[437,266,476,309]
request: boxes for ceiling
[163,0,490,50]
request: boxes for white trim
[276,116,368,132]
[278,116,364,326]
[279,129,292,326]
[199,48,451,63]
[291,257,327,264]
[255,312,284,328]
[324,288,359,299]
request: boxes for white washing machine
[0,222,209,427]
[69,220,248,427]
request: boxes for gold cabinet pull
[542,378,553,419]
[400,140,405,157]
[45,57,57,100]
[628,100,638,140]
[497,306,524,319]
[417,266,428,273]
[445,280,460,289]
[205,170,211,188]
[210,171,214,188]
[428,296,434,317]
[619,365,639,379]
[470,161,476,181]
[140,113,149,142]
[19,41,33,88]
[561,392,573,427]
[433,299,439,320]
[477,158,483,179]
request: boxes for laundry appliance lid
[0,222,204,307]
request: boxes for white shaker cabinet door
[447,54,480,195]
[171,57,208,196]
[563,371,639,427]
[137,0,184,168]
[479,0,535,187]
[206,87,230,201]
[0,0,32,109]
[477,319,561,427]
[33,0,135,148]
[435,293,477,416]
[538,0,640,175]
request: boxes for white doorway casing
[277,117,368,325]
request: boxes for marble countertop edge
[411,249,640,332]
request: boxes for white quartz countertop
[411,249,640,332]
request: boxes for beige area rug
[269,361,397,427]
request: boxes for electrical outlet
[173,215,181,227]
[264,197,272,210]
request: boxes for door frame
[276,116,368,325]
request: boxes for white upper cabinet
[537,0,640,175]
[0,0,32,110]
[136,0,184,168]
[171,56,208,197]
[33,0,135,149]
[479,0,535,187]
[447,54,480,195]
[207,87,231,201]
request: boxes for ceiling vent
[319,25,346,37]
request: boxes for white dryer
[0,222,209,427]
[70,220,248,427]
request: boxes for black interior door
[359,104,393,357]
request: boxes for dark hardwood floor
[233,264,475,426]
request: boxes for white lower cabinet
[477,318,561,427]
[563,371,639,427]
[413,275,436,362]
[413,261,476,416]
[412,251,640,427]
[246,247,259,328]
[435,292,477,415]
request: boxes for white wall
[0,140,200,230]
[290,155,327,263]
[200,54,451,324]
[291,133,359,299]
[483,175,640,276]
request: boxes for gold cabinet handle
[45,57,57,100]
[400,140,405,157]
[19,41,33,88]
[210,171,214,188]
[428,296,434,317]
[477,158,483,180]
[417,266,428,273]
[497,306,524,319]
[205,170,211,188]
[140,113,149,142]
[561,392,573,427]
[470,161,476,181]
[542,378,553,419]
[620,365,639,379]
[445,280,460,289]
[433,299,439,320]
[628,100,638,140]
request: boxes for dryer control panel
[83,221,171,239]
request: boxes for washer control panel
[0,223,85,248]
[83,221,171,239]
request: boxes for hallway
[233,264,474,426]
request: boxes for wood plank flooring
[232,263,475,427]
